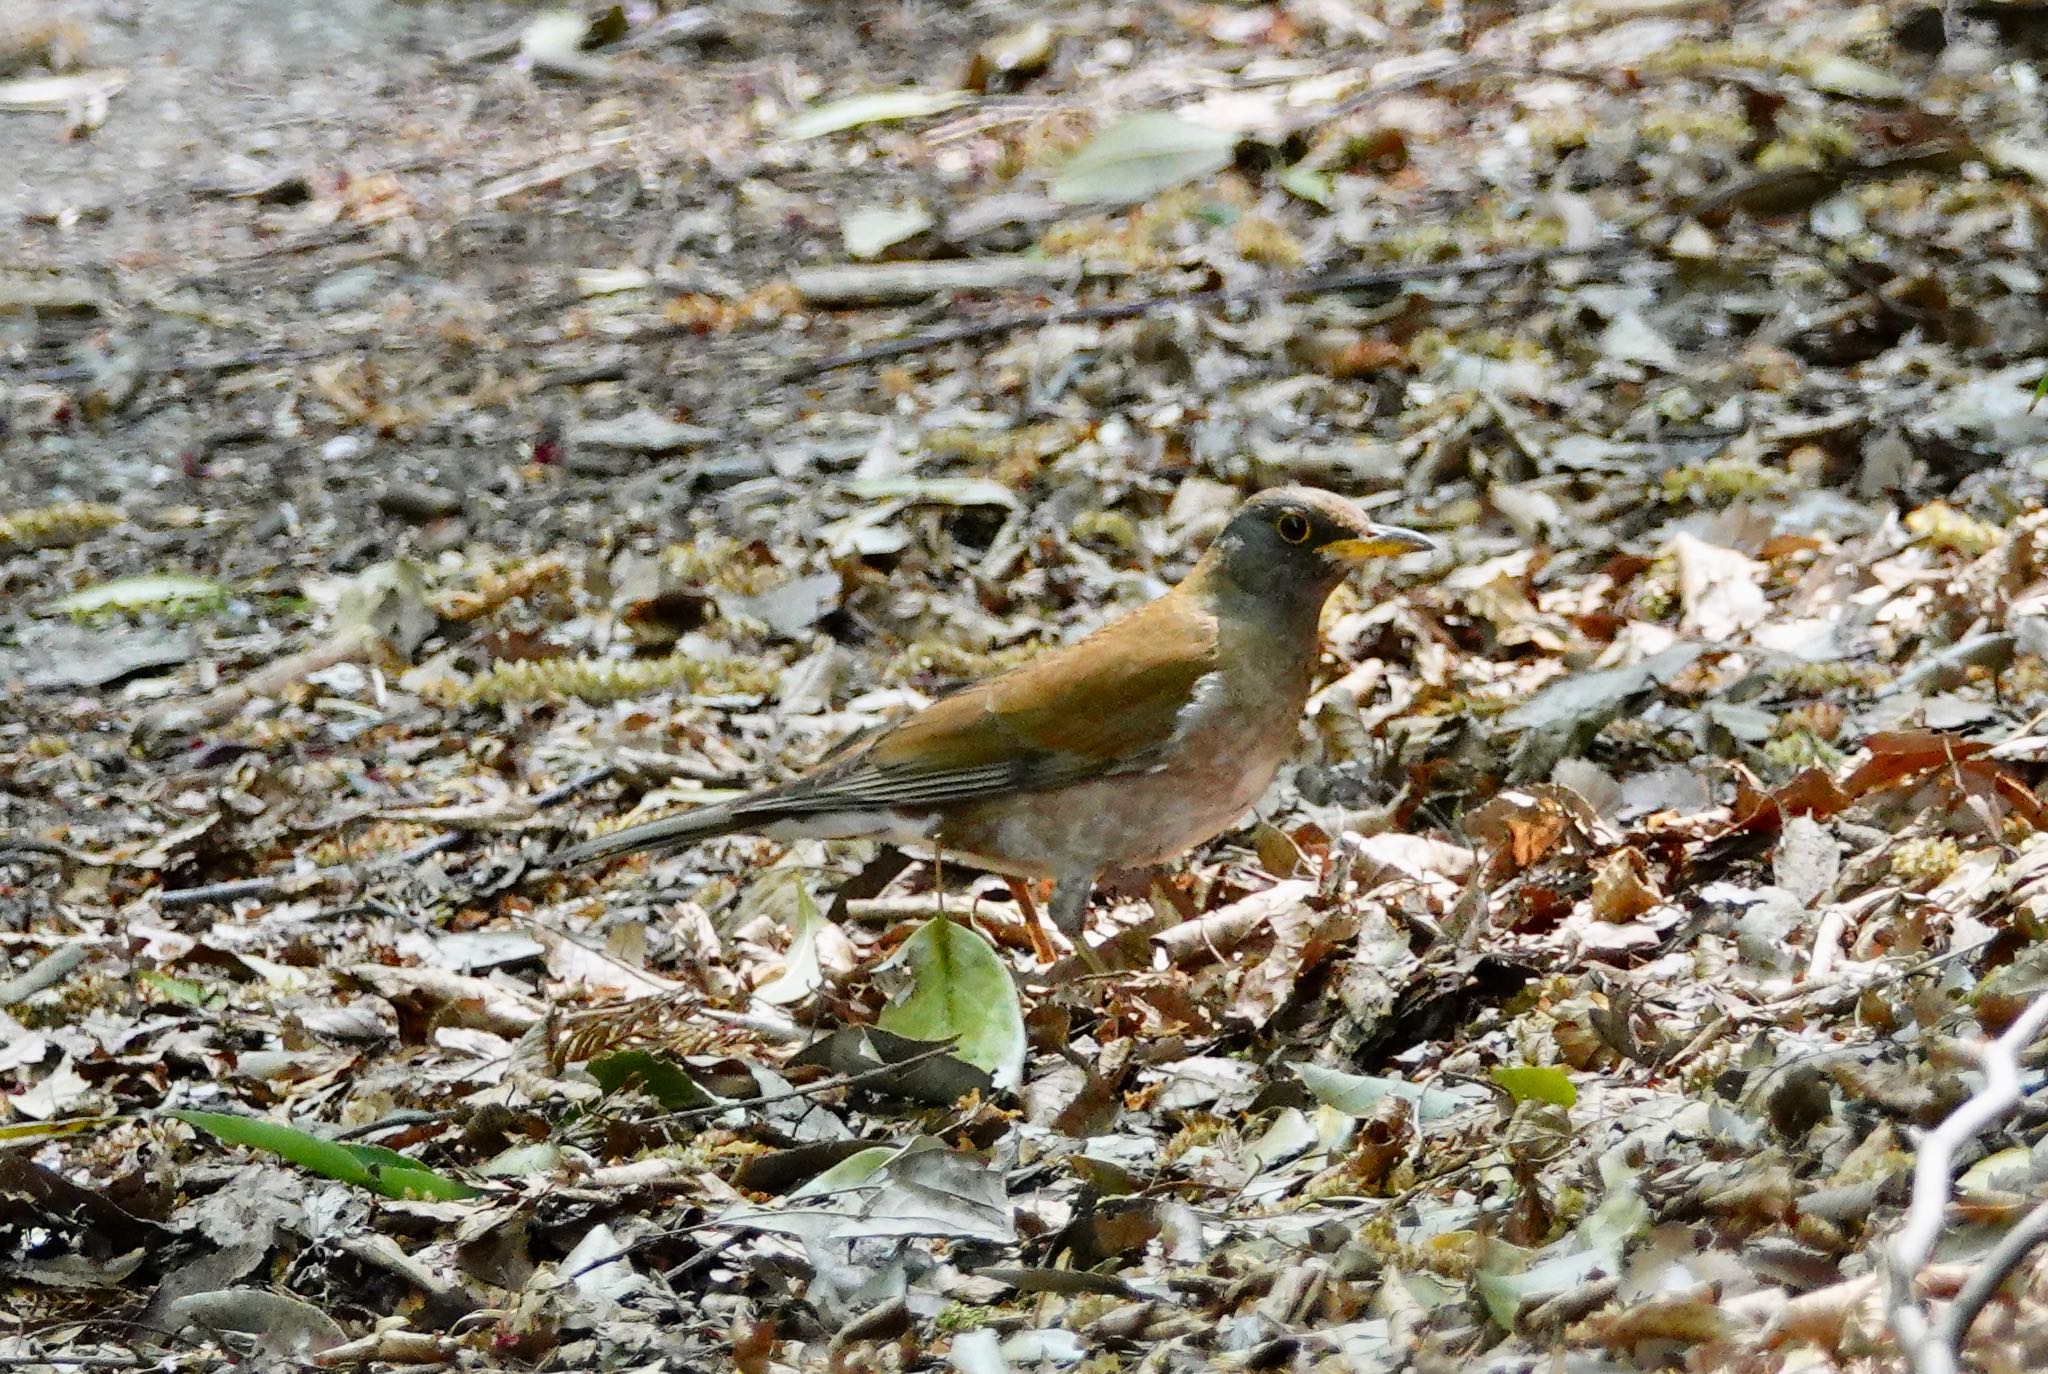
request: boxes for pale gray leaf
[1774,817,1840,905]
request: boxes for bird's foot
[1005,878,1062,965]
[1048,875,1106,974]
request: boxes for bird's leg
[1005,878,1059,964]
[1049,875,1105,972]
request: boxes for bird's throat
[1196,569,1331,703]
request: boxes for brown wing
[738,590,1219,817]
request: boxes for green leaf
[1490,1065,1577,1108]
[878,918,1026,1090]
[137,970,218,1008]
[1277,163,1332,207]
[1294,1063,1476,1122]
[784,89,970,140]
[1473,1185,1647,1331]
[586,1050,719,1111]
[53,573,227,618]
[1475,1246,1609,1330]
[754,876,828,1006]
[790,1145,898,1200]
[170,1110,479,1201]
[1050,112,1236,207]
[1576,1182,1650,1254]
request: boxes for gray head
[1198,487,1435,612]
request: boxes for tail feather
[551,800,749,868]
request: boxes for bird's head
[1202,487,1435,609]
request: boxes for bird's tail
[550,799,747,869]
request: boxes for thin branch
[158,874,313,911]
[645,1038,965,1126]
[0,946,93,1007]
[0,840,77,865]
[1887,991,2048,1374]
[27,336,403,388]
[157,767,614,910]
[564,1040,971,1280]
[779,241,1631,381]
[330,1108,457,1143]
[1938,1201,2048,1350]
[0,1318,195,1369]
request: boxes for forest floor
[8,0,2048,1370]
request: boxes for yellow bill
[1319,525,1438,562]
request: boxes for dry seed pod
[0,502,123,552]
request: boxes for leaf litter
[6,1,2048,1371]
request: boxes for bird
[554,487,1435,963]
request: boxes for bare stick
[157,874,320,912]
[157,767,614,910]
[788,256,1095,307]
[0,945,92,1007]
[0,1355,150,1370]
[645,1039,963,1126]
[1937,1201,2048,1350]
[780,242,1628,381]
[1886,991,2048,1374]
[562,1039,969,1280]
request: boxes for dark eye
[1275,511,1312,545]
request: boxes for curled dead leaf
[1589,847,1662,922]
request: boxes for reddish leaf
[1842,731,1989,797]
[1727,768,1852,836]
[1961,758,2048,830]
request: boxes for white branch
[1887,991,2048,1374]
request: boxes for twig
[140,626,383,741]
[788,256,1098,307]
[0,837,186,872]
[562,1040,969,1280]
[1938,1201,2048,1350]
[157,767,614,910]
[474,134,638,206]
[0,945,93,1007]
[331,1108,457,1143]
[779,241,1629,381]
[693,1006,806,1043]
[0,1318,192,1369]
[1887,990,2048,1374]
[0,840,69,864]
[28,336,405,387]
[1805,900,1853,984]
[158,874,317,911]
[0,1355,151,1369]
[645,1038,964,1126]
[1765,932,2001,1012]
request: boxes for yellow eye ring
[1275,511,1312,545]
